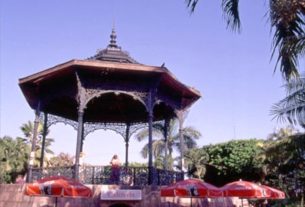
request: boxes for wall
[0,184,239,207]
[0,184,160,207]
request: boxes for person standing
[110,154,121,184]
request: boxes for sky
[1,0,303,165]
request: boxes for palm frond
[134,125,164,142]
[187,0,241,32]
[185,0,199,12]
[270,0,305,80]
[182,126,202,139]
[152,140,166,158]
[272,76,305,128]
[222,0,241,32]
[140,144,148,159]
[45,149,54,154]
[139,139,165,159]
[172,126,202,150]
[287,35,305,57]
[184,137,198,149]
[152,122,165,132]
[134,129,149,142]
[20,121,34,139]
[168,119,178,136]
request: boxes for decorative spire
[108,27,118,48]
[87,27,139,64]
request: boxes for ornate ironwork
[76,71,87,112]
[83,122,125,138]
[79,165,112,184]
[84,89,148,108]
[83,121,148,140]
[79,165,150,186]
[40,113,153,141]
[32,165,183,187]
[128,123,148,138]
[32,166,75,181]
[39,113,79,131]
[155,168,184,185]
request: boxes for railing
[32,165,184,187]
[32,166,74,182]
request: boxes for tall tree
[20,121,54,167]
[186,0,305,81]
[184,148,209,178]
[135,119,201,169]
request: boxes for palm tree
[272,76,305,128]
[20,121,54,167]
[186,0,305,81]
[135,119,201,169]
[184,148,209,179]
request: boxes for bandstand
[19,29,201,186]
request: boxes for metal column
[27,107,41,182]
[40,112,48,168]
[74,109,84,180]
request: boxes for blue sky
[0,0,300,165]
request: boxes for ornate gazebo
[19,29,201,185]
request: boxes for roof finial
[108,26,118,48]
[88,26,138,63]
[112,19,115,31]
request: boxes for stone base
[0,184,243,207]
[0,184,159,207]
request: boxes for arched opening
[109,203,132,207]
[45,122,77,166]
[83,130,126,165]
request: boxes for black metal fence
[32,166,74,182]
[32,165,184,187]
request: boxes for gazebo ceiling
[19,29,201,124]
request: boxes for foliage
[0,136,29,183]
[47,153,74,167]
[272,77,305,128]
[267,126,299,140]
[184,148,209,178]
[185,0,305,81]
[128,162,147,167]
[134,119,201,170]
[19,121,54,167]
[0,121,56,183]
[263,133,305,203]
[203,139,264,186]
[270,0,305,80]
[184,133,305,202]
[154,155,175,169]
